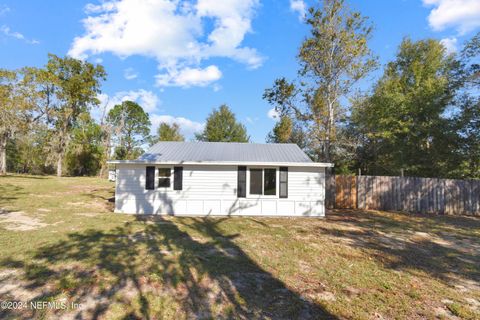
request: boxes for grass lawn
[0,175,479,319]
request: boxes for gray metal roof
[138,142,313,163]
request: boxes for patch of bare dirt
[434,305,462,320]
[0,269,42,301]
[29,193,56,198]
[465,297,480,312]
[75,212,99,217]
[313,291,336,302]
[67,202,84,206]
[0,209,47,231]
[452,277,480,293]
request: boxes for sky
[1,0,480,142]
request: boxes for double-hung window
[279,167,288,198]
[249,168,277,196]
[158,168,171,188]
[264,169,276,195]
[249,169,263,195]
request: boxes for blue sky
[1,0,480,142]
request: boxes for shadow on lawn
[0,184,24,209]
[0,216,336,319]
[323,210,480,287]
[0,174,48,180]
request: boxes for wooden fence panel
[325,172,335,209]
[332,174,480,216]
[335,176,356,209]
[357,176,365,209]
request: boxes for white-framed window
[157,167,172,188]
[247,167,278,197]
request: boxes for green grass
[0,174,479,319]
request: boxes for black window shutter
[146,166,155,190]
[237,166,246,198]
[174,167,183,190]
[279,167,288,198]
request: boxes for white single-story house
[108,142,333,217]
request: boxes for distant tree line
[0,54,249,176]
[1,0,479,180]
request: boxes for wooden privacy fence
[326,175,480,216]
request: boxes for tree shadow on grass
[0,184,24,209]
[321,210,480,288]
[81,188,116,212]
[0,216,337,319]
[82,188,115,203]
[0,174,48,180]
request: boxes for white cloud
[440,37,458,53]
[156,65,222,87]
[212,84,222,92]
[0,25,39,44]
[69,0,264,87]
[290,0,306,21]
[124,67,138,80]
[0,5,10,16]
[267,108,280,120]
[245,116,258,124]
[150,114,204,138]
[98,89,160,113]
[423,0,480,34]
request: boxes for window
[279,167,288,198]
[249,169,263,195]
[249,168,277,196]
[158,168,171,188]
[145,166,155,190]
[264,169,276,195]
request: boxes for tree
[267,115,293,143]
[264,0,377,163]
[98,101,113,178]
[451,95,480,178]
[7,123,54,174]
[461,31,480,88]
[350,38,460,177]
[196,105,249,142]
[151,122,184,144]
[0,68,39,175]
[107,101,151,160]
[65,113,103,176]
[43,54,106,176]
[449,32,480,178]
[266,115,309,149]
[0,69,19,175]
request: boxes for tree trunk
[56,154,63,177]
[99,162,107,178]
[0,134,7,175]
[56,124,70,178]
[324,138,331,163]
[99,129,111,178]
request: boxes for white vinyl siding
[115,164,325,216]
